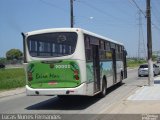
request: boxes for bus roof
[26,28,124,46]
[81,29,123,46]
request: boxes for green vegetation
[6,49,23,60]
[127,59,147,68]
[0,57,6,64]
[127,54,158,68]
[0,68,25,90]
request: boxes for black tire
[99,80,107,98]
[119,71,123,85]
[138,74,141,77]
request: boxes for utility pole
[70,0,74,28]
[146,0,153,86]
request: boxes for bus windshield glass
[27,32,78,57]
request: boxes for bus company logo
[36,73,59,79]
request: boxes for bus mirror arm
[21,32,25,39]
[21,32,27,63]
[125,50,128,56]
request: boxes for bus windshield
[27,32,78,58]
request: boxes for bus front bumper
[26,83,87,96]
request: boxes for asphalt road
[0,68,148,115]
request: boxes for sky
[0,0,160,58]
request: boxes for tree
[0,57,7,64]
[6,49,23,60]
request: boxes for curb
[0,87,25,98]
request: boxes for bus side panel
[85,62,94,95]
[100,61,114,88]
[116,60,124,83]
[76,60,89,95]
[85,61,115,95]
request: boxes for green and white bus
[22,28,127,97]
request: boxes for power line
[152,11,160,25]
[151,23,160,31]
[151,1,160,25]
[138,11,146,59]
[151,0,160,14]
[129,0,160,32]
[39,0,68,13]
[128,0,136,8]
[130,0,146,17]
[77,0,131,24]
[77,1,117,19]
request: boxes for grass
[127,59,147,68]
[0,68,25,90]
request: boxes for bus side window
[29,40,38,56]
[100,40,105,50]
[119,46,123,60]
[85,36,90,49]
[99,40,105,60]
[105,41,110,51]
[52,43,55,53]
[85,36,92,61]
[105,42,111,60]
[115,44,121,60]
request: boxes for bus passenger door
[112,48,117,83]
[92,45,101,93]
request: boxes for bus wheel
[119,71,123,85]
[99,80,107,98]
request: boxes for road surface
[0,68,148,114]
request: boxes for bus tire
[119,71,123,85]
[99,79,107,98]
